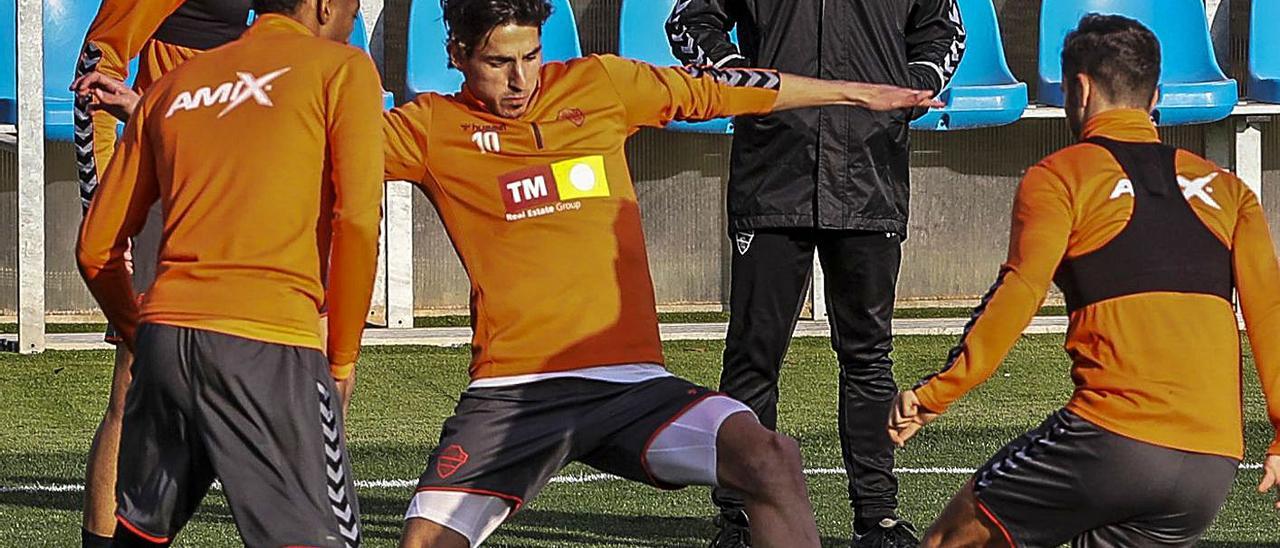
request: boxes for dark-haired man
[383,1,942,546]
[70,2,250,544]
[665,0,965,542]
[76,0,382,545]
[889,14,1280,546]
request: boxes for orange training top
[77,15,385,378]
[383,56,778,380]
[915,109,1280,459]
[80,0,187,82]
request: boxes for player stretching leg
[76,0,382,545]
[380,1,938,546]
[889,15,1280,547]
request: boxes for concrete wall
[2,0,1277,316]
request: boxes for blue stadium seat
[1248,0,1280,103]
[347,11,396,109]
[618,0,734,134]
[1,0,15,125]
[910,0,1026,130]
[405,0,581,96]
[1038,0,1237,126]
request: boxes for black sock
[82,528,113,548]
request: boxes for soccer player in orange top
[378,1,939,546]
[888,15,1280,547]
[75,0,382,545]
[70,2,250,544]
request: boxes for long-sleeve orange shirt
[80,0,185,82]
[77,15,384,378]
[915,109,1280,459]
[384,55,778,380]
[81,0,249,83]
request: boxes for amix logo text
[498,155,610,222]
[165,67,292,119]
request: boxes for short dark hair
[252,0,306,15]
[441,0,552,56]
[1061,14,1161,107]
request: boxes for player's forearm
[325,220,380,377]
[772,73,935,112]
[915,268,1047,413]
[1233,203,1280,455]
[76,243,139,348]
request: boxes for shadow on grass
[357,491,852,547]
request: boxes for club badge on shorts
[436,444,470,479]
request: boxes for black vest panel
[1053,137,1233,313]
[153,0,252,51]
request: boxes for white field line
[0,464,1263,494]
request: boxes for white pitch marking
[0,464,1263,494]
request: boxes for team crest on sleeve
[498,155,610,221]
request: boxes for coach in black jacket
[667,1,965,546]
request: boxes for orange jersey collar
[1080,108,1160,144]
[244,13,316,38]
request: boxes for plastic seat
[1,0,15,125]
[910,0,1026,130]
[1038,0,1236,126]
[1248,0,1280,103]
[348,11,395,110]
[405,0,581,96]
[619,0,735,134]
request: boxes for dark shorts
[974,409,1237,548]
[115,323,361,547]
[415,375,715,509]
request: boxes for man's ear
[1073,72,1092,111]
[1147,88,1160,112]
[447,41,466,70]
[316,0,333,25]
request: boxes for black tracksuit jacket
[666,0,966,235]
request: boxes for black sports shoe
[852,518,919,548]
[709,508,752,548]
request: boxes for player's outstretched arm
[773,73,942,113]
[893,165,1072,448]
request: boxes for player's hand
[887,389,940,448]
[1258,454,1280,510]
[72,71,141,122]
[335,368,356,420]
[850,83,944,112]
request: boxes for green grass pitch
[1,334,1276,546]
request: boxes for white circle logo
[569,163,596,191]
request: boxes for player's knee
[726,431,803,497]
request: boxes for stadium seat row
[3,0,1280,139]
